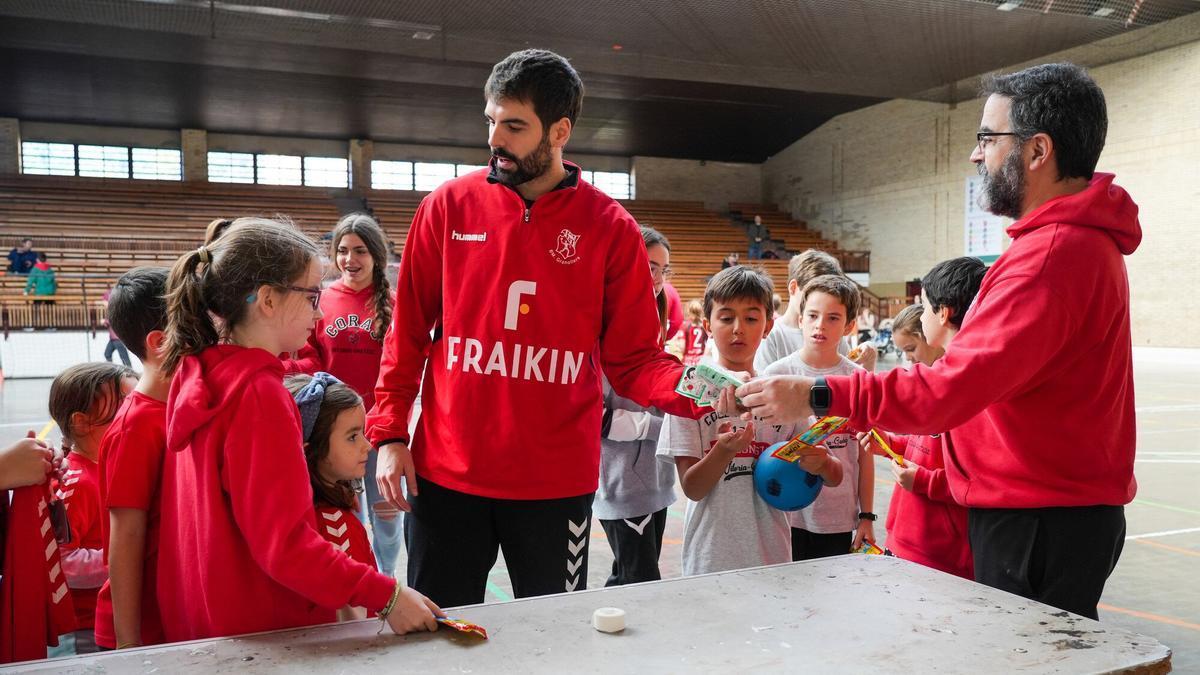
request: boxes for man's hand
[735,376,815,424]
[376,443,418,512]
[891,458,922,492]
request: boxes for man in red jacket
[369,49,700,607]
[735,63,1139,620]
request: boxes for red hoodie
[830,173,1140,509]
[883,433,972,579]
[368,164,700,500]
[158,345,394,642]
[285,280,387,411]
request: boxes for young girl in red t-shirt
[48,362,138,653]
[286,372,377,620]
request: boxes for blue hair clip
[245,292,257,303]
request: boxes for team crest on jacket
[550,228,581,265]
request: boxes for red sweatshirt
[367,163,700,500]
[284,281,387,411]
[158,345,394,642]
[94,392,167,649]
[883,433,972,579]
[830,174,1140,509]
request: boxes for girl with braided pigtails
[283,213,403,577]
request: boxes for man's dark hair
[108,266,169,361]
[704,265,775,320]
[922,257,987,328]
[36,252,47,262]
[485,49,584,132]
[981,63,1107,180]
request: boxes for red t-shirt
[681,321,708,366]
[94,392,167,649]
[314,504,376,569]
[57,454,104,630]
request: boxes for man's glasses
[650,262,673,280]
[285,285,322,310]
[976,131,1021,152]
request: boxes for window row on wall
[20,142,632,198]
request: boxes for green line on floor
[1133,498,1200,517]
[485,580,512,602]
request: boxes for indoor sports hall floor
[2,348,1196,670]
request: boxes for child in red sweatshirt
[93,267,172,651]
[157,217,442,642]
[862,303,973,579]
[286,372,377,620]
[48,362,138,653]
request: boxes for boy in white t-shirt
[658,266,844,576]
[763,274,873,560]
[754,249,876,372]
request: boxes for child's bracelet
[378,581,403,620]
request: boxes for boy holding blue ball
[657,266,843,576]
[762,274,872,560]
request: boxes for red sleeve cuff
[828,374,854,417]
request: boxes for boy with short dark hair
[918,257,988,348]
[93,267,172,650]
[763,274,872,560]
[864,257,987,580]
[658,266,843,576]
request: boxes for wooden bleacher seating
[0,174,879,330]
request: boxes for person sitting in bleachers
[7,238,37,275]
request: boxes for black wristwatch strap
[810,376,831,417]
[858,512,877,522]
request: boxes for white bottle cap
[592,607,626,633]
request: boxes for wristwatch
[810,376,832,416]
[858,512,877,522]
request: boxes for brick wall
[763,39,1200,347]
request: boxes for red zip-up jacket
[367,163,700,500]
[830,174,1140,509]
[158,345,394,641]
[285,280,386,411]
[884,433,972,579]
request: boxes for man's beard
[491,133,554,187]
[978,144,1025,219]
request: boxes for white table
[11,556,1171,673]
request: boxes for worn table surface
[10,556,1171,674]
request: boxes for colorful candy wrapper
[870,428,906,467]
[437,616,489,639]
[770,416,849,463]
[853,541,887,556]
[847,345,863,360]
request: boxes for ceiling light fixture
[1092,7,1115,17]
[996,1,1022,10]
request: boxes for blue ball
[754,442,824,511]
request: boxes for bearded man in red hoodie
[368,49,700,607]
[736,63,1139,621]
